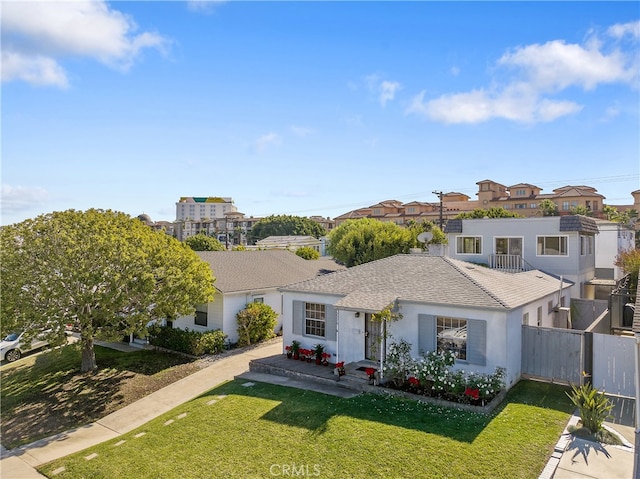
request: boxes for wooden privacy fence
[522,325,636,398]
[592,333,635,398]
[521,326,585,386]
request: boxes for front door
[364,313,381,361]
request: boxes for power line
[254,173,639,217]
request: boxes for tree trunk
[81,336,97,373]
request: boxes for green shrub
[236,302,278,347]
[295,247,320,260]
[566,382,613,432]
[148,325,227,356]
[199,330,226,354]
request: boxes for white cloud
[1,185,49,215]
[364,74,401,106]
[290,125,313,137]
[254,132,282,153]
[407,23,638,125]
[1,51,68,88]
[379,80,401,107]
[1,1,168,87]
[498,39,635,91]
[407,84,582,124]
[608,20,640,40]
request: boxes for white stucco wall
[174,289,284,344]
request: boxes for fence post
[582,331,593,385]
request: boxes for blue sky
[2,1,639,226]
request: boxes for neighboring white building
[444,215,598,299]
[175,196,237,221]
[254,236,321,253]
[172,250,344,343]
[280,254,571,390]
[593,219,635,280]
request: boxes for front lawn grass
[39,379,573,479]
[1,344,201,448]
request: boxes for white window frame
[436,316,467,361]
[495,237,523,256]
[536,236,568,256]
[304,302,326,338]
[456,236,482,255]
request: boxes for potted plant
[313,343,325,365]
[365,367,377,385]
[321,352,331,366]
[299,348,309,361]
[291,340,300,360]
[285,345,292,359]
[335,361,345,377]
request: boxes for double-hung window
[456,236,482,254]
[537,236,567,256]
[305,303,326,337]
[436,317,467,360]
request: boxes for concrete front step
[248,359,379,394]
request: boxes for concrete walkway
[539,409,636,479]
[0,339,283,478]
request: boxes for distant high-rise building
[175,196,237,221]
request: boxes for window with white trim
[537,306,542,326]
[305,303,326,337]
[522,312,529,325]
[456,236,482,254]
[495,237,522,255]
[537,236,567,255]
[436,317,467,360]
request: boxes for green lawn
[39,379,573,479]
[1,345,200,448]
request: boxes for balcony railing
[487,254,534,273]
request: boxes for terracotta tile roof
[281,254,569,312]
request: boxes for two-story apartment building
[334,179,609,227]
[444,215,599,299]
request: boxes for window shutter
[418,314,436,355]
[325,305,337,341]
[293,300,304,335]
[467,319,486,366]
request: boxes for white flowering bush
[383,339,415,387]
[387,346,506,405]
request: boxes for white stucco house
[444,215,598,299]
[172,250,344,343]
[280,253,571,390]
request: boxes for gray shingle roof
[559,215,599,235]
[281,254,569,311]
[197,250,345,293]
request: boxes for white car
[0,331,50,362]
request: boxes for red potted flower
[365,367,377,384]
[335,361,345,376]
[321,352,331,366]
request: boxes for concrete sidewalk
[0,339,283,478]
[539,411,636,479]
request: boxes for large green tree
[0,209,215,372]
[249,215,325,243]
[185,233,226,251]
[327,218,414,267]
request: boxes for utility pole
[432,191,444,229]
